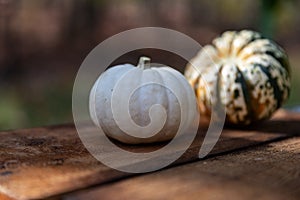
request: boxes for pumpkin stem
[138,56,151,70]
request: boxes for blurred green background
[0,0,299,130]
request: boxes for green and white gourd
[185,30,291,125]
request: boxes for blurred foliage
[260,0,279,38]
[0,88,27,129]
[287,53,300,107]
[260,0,299,38]
[0,0,299,130]
[0,84,72,130]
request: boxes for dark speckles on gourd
[234,89,240,99]
[185,30,291,125]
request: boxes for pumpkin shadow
[225,119,300,136]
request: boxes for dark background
[0,0,299,130]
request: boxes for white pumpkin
[185,30,291,125]
[89,57,198,144]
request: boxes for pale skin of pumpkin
[90,57,198,144]
[185,30,290,125]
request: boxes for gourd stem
[138,56,151,70]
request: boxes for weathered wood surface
[0,109,299,200]
[65,137,300,200]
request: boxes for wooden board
[0,109,299,200]
[65,137,300,200]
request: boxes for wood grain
[64,137,300,200]
[0,109,299,199]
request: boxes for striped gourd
[185,30,291,125]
